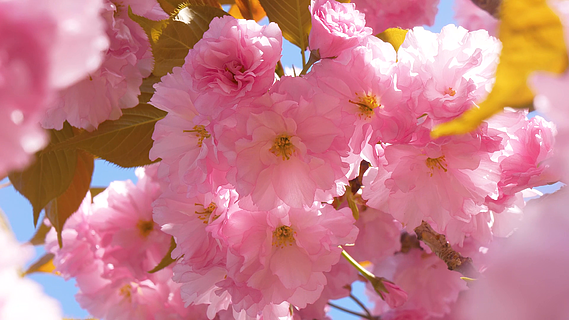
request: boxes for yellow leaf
[233,0,267,21]
[431,0,568,138]
[24,253,56,275]
[376,28,408,53]
[259,0,311,50]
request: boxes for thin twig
[349,293,373,319]
[0,181,12,189]
[299,50,321,76]
[414,221,480,278]
[328,302,371,319]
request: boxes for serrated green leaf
[149,237,177,273]
[259,0,311,50]
[9,123,77,226]
[47,104,167,168]
[28,221,52,246]
[129,5,228,77]
[23,253,56,275]
[46,151,94,248]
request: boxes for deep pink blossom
[309,0,372,59]
[351,0,439,33]
[382,282,409,309]
[184,15,282,120]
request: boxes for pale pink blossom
[397,25,501,123]
[217,204,358,313]
[309,0,373,59]
[0,229,63,320]
[47,166,191,319]
[224,76,350,210]
[149,67,231,197]
[462,189,569,320]
[307,36,414,152]
[43,0,155,131]
[453,0,498,36]
[369,249,467,318]
[363,132,501,242]
[351,0,439,33]
[184,15,282,120]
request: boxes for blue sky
[1,1,457,318]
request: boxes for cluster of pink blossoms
[144,0,557,319]
[45,166,201,319]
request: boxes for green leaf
[259,0,311,50]
[45,151,94,248]
[149,237,177,273]
[9,123,77,225]
[23,253,56,275]
[47,104,167,168]
[28,221,52,246]
[129,5,228,77]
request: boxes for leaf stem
[328,302,372,319]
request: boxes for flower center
[444,87,456,96]
[119,284,133,302]
[270,134,295,160]
[350,93,381,119]
[195,202,218,224]
[137,220,154,238]
[425,156,448,176]
[272,226,296,248]
[184,125,211,147]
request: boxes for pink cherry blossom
[43,0,156,131]
[453,0,498,36]
[184,15,282,120]
[149,67,231,197]
[216,204,358,313]
[46,166,191,319]
[307,36,415,152]
[397,25,501,123]
[351,0,439,33]
[309,0,373,59]
[363,132,501,242]
[0,228,63,320]
[223,76,351,210]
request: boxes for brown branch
[470,0,501,18]
[414,221,479,278]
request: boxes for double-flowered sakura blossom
[309,0,373,59]
[350,0,439,33]
[453,0,498,36]
[0,227,62,320]
[46,166,195,320]
[43,0,165,131]
[0,0,107,176]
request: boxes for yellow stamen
[272,226,296,248]
[183,125,211,147]
[270,134,295,160]
[195,202,218,224]
[349,93,381,119]
[445,87,456,96]
[119,284,133,302]
[425,156,448,176]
